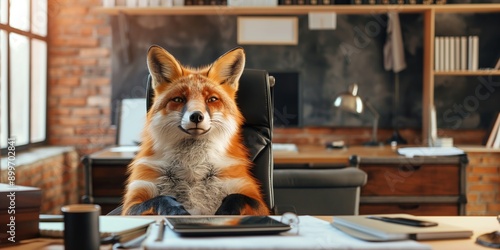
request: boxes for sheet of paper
[143,216,431,250]
[397,147,465,157]
[273,143,298,152]
[109,146,140,152]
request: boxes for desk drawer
[92,164,128,197]
[359,203,459,216]
[360,164,459,196]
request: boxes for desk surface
[6,216,499,250]
[89,144,466,165]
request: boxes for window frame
[1,0,48,155]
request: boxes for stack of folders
[434,36,479,71]
[332,214,473,242]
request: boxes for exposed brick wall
[48,0,115,156]
[45,0,497,215]
[0,149,79,214]
[466,152,500,216]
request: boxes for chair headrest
[237,69,273,129]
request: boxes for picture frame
[237,17,298,45]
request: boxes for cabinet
[358,155,468,216]
[81,150,133,214]
[94,4,500,144]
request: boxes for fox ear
[147,45,183,88]
[207,47,245,90]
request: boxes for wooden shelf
[433,4,500,13]
[92,4,500,16]
[434,70,500,76]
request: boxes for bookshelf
[422,5,500,145]
[93,3,500,145]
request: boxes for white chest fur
[148,138,245,215]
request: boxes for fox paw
[215,194,260,215]
[128,196,190,215]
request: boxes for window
[0,0,48,153]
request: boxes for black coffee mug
[61,204,101,250]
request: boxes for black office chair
[107,69,275,215]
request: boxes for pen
[112,224,154,248]
[155,218,166,242]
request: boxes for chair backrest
[145,69,275,211]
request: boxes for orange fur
[121,46,269,216]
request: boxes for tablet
[165,216,291,236]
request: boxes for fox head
[144,45,246,150]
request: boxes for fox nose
[189,111,204,124]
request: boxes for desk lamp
[333,83,380,146]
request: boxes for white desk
[321,216,498,250]
[5,216,499,250]
[415,216,498,250]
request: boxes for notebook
[39,216,154,242]
[332,214,473,241]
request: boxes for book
[486,113,500,148]
[430,103,437,144]
[454,36,460,71]
[460,36,467,70]
[449,36,455,71]
[468,36,479,71]
[39,216,155,243]
[444,36,449,71]
[468,36,473,70]
[332,214,473,241]
[439,37,445,71]
[493,125,500,148]
[471,35,479,71]
[434,37,440,71]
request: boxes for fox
[121,45,270,216]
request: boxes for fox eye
[207,96,218,103]
[172,97,184,103]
